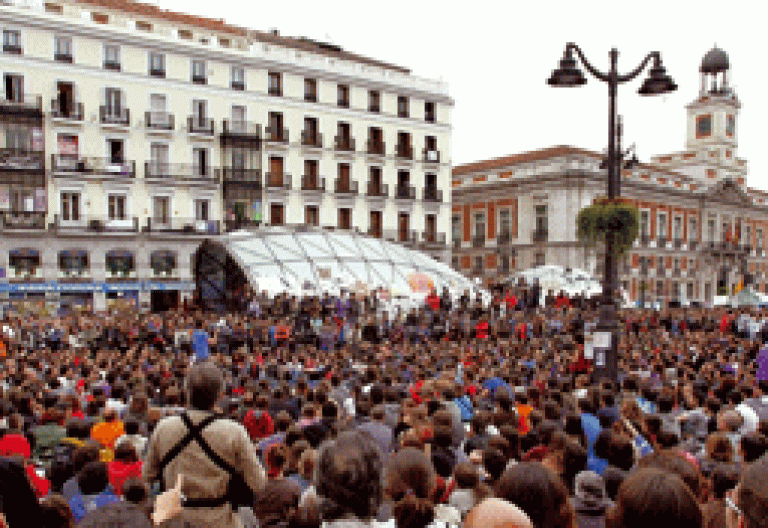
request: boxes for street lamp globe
[547,49,587,87]
[638,60,678,95]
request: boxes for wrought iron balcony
[144,162,218,181]
[144,217,221,235]
[395,144,413,160]
[639,233,650,246]
[367,227,383,238]
[52,155,135,177]
[672,268,681,277]
[99,106,130,126]
[673,238,684,249]
[192,74,207,85]
[334,179,358,194]
[421,232,446,246]
[532,228,548,242]
[0,148,44,172]
[367,140,386,156]
[657,236,668,247]
[51,99,84,120]
[103,60,121,71]
[423,149,440,163]
[221,168,261,184]
[301,175,325,191]
[265,126,289,143]
[149,67,166,78]
[395,184,416,199]
[472,235,485,248]
[221,120,261,140]
[0,211,47,230]
[334,136,355,152]
[54,52,73,63]
[656,267,666,277]
[187,116,214,135]
[4,44,22,55]
[264,173,292,189]
[301,131,323,148]
[231,81,245,91]
[145,111,174,131]
[366,182,388,197]
[423,187,443,202]
[53,214,139,233]
[689,240,698,250]
[1,93,42,113]
[497,231,512,245]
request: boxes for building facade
[452,48,768,306]
[0,0,451,312]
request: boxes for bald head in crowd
[464,498,533,528]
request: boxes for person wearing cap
[571,471,614,528]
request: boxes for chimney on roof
[269,28,279,36]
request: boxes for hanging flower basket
[577,198,639,256]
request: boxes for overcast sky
[161,0,766,188]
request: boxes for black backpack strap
[156,412,221,491]
[178,413,238,476]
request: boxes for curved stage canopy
[194,227,480,311]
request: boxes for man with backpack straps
[143,362,266,528]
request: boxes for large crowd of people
[1,282,768,528]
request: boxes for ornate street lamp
[547,43,676,384]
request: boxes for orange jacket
[91,421,125,450]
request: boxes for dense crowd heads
[1,281,768,527]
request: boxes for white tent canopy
[220,227,483,300]
[511,265,604,298]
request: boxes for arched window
[150,250,177,276]
[105,249,135,277]
[59,249,89,277]
[9,248,40,278]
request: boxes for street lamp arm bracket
[617,52,660,84]
[568,43,610,82]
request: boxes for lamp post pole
[548,43,677,385]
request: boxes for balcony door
[338,163,350,192]
[4,74,23,103]
[104,87,122,117]
[57,81,74,117]
[270,203,284,225]
[398,213,410,242]
[425,214,436,242]
[150,93,168,127]
[193,148,209,177]
[338,208,352,230]
[152,195,170,226]
[269,157,284,187]
[149,143,169,177]
[231,105,246,133]
[370,210,382,238]
[107,139,124,165]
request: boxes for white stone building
[0,0,451,312]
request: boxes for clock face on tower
[727,115,735,137]
[697,115,712,138]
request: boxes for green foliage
[577,201,639,256]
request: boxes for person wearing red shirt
[505,291,517,312]
[108,443,143,496]
[475,319,489,340]
[426,290,440,312]
[243,396,275,442]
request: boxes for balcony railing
[656,267,666,277]
[99,106,130,126]
[265,126,289,143]
[672,268,682,278]
[532,229,548,242]
[0,211,47,230]
[673,238,683,249]
[639,233,650,246]
[301,176,325,191]
[187,116,214,135]
[657,236,668,247]
[0,148,44,171]
[367,228,383,238]
[367,140,386,156]
[103,60,121,71]
[192,74,207,85]
[52,155,136,177]
[222,120,261,139]
[54,52,73,63]
[423,187,443,202]
[497,231,511,245]
[221,168,261,184]
[145,217,221,235]
[145,111,175,131]
[51,99,84,120]
[688,240,698,251]
[264,173,292,189]
[421,232,446,246]
[144,163,218,181]
[334,136,356,152]
[472,235,485,248]
[423,149,440,163]
[366,182,388,197]
[334,179,358,194]
[395,184,415,199]
[53,214,139,233]
[4,44,22,55]
[1,93,42,112]
[301,131,323,148]
[396,144,414,160]
[149,68,166,78]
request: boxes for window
[758,228,764,249]
[61,192,80,221]
[191,59,207,84]
[687,283,694,299]
[673,217,682,240]
[726,115,735,137]
[306,205,319,226]
[425,214,437,241]
[370,210,383,237]
[640,211,649,237]
[45,3,64,14]
[4,74,24,103]
[397,95,409,118]
[535,252,546,267]
[177,29,193,40]
[59,251,88,275]
[338,208,352,230]
[54,36,72,62]
[337,84,349,108]
[268,72,282,96]
[658,213,667,239]
[473,213,485,240]
[689,218,697,241]
[708,219,716,242]
[452,215,462,244]
[152,196,170,223]
[107,139,124,164]
[149,52,165,77]
[230,66,245,90]
[103,44,120,70]
[108,194,126,220]
[194,199,210,222]
[425,101,436,123]
[136,21,153,31]
[534,205,547,235]
[368,90,380,112]
[304,78,317,102]
[10,188,33,212]
[91,12,109,24]
[474,256,483,271]
[192,147,209,176]
[499,209,511,237]
[3,30,21,54]
[270,203,284,225]
[696,114,712,138]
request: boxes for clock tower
[685,46,740,156]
